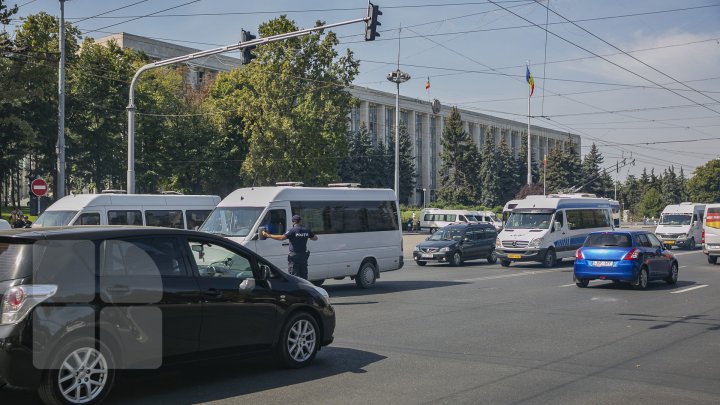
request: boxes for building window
[415,114,423,187]
[350,106,360,133]
[368,104,378,147]
[400,110,408,128]
[385,107,395,146]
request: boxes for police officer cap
[292,214,302,222]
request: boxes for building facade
[348,86,581,206]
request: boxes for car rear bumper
[703,244,720,257]
[494,248,547,263]
[574,260,638,281]
[0,323,41,389]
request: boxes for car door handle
[105,285,130,295]
[282,242,289,246]
[204,288,223,298]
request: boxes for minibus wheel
[500,260,511,267]
[543,249,556,268]
[355,261,377,289]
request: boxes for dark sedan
[413,223,497,266]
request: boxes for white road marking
[679,265,687,268]
[670,285,709,294]
[559,283,577,287]
[451,269,559,283]
[672,251,703,256]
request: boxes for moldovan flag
[543,155,547,167]
[425,76,430,90]
[526,65,535,97]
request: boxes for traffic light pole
[126,15,371,194]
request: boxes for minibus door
[254,207,291,270]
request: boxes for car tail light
[576,248,584,260]
[702,230,705,244]
[623,248,640,261]
[1,285,57,325]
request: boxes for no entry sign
[31,178,48,197]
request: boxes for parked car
[573,230,678,289]
[0,226,334,405]
[413,223,497,266]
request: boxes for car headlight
[496,238,501,247]
[528,238,543,248]
[439,247,450,252]
[312,285,330,306]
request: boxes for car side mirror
[258,226,267,240]
[257,264,271,281]
[239,278,256,292]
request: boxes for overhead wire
[78,0,203,36]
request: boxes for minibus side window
[74,212,100,225]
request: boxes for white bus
[419,208,480,233]
[199,185,403,288]
[655,203,705,249]
[33,193,220,230]
[703,204,720,265]
[496,196,614,267]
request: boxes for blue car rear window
[584,233,632,247]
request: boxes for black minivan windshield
[0,243,33,281]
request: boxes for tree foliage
[580,143,613,197]
[687,159,720,203]
[479,135,501,207]
[437,107,479,205]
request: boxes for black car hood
[417,240,458,249]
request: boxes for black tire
[487,251,498,264]
[277,312,319,368]
[575,279,589,288]
[665,262,679,284]
[450,251,463,267]
[542,249,556,268]
[708,255,717,265]
[416,261,427,266]
[333,277,345,280]
[500,260,511,267]
[634,267,649,290]
[688,237,695,250]
[355,261,377,289]
[38,338,115,405]
[311,279,325,287]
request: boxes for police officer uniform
[283,215,316,280]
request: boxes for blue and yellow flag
[526,65,535,97]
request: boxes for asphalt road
[4,238,719,404]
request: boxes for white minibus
[199,185,403,288]
[419,208,479,233]
[655,203,705,249]
[33,193,220,230]
[702,204,720,264]
[496,196,614,267]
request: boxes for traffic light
[365,2,381,41]
[241,29,257,64]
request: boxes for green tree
[479,135,501,207]
[517,133,539,184]
[660,166,682,206]
[636,187,664,219]
[687,159,720,203]
[678,166,689,201]
[437,107,479,205]
[497,137,520,203]
[581,143,613,197]
[213,16,359,186]
[339,123,373,186]
[385,124,416,204]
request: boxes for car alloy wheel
[450,252,462,266]
[635,267,649,290]
[543,249,556,268]
[279,312,319,368]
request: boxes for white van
[419,208,479,233]
[472,210,503,230]
[496,196,614,267]
[702,204,720,264]
[655,203,705,249]
[199,185,403,288]
[33,193,220,229]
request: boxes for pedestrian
[262,214,317,280]
[22,215,32,228]
[407,216,413,232]
[411,212,417,232]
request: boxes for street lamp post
[57,0,67,198]
[386,69,410,205]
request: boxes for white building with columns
[347,86,581,206]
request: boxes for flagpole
[543,154,546,195]
[527,74,532,186]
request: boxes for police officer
[262,214,317,280]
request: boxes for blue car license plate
[591,260,613,267]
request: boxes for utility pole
[56,0,66,198]
[125,9,379,193]
[386,23,409,207]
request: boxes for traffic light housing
[365,2,381,41]
[241,29,257,64]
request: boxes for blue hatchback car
[574,230,678,289]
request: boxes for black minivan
[413,223,498,266]
[0,227,335,404]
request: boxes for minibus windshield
[659,214,691,225]
[33,211,78,227]
[200,207,264,237]
[505,212,553,229]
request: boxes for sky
[6,0,720,181]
